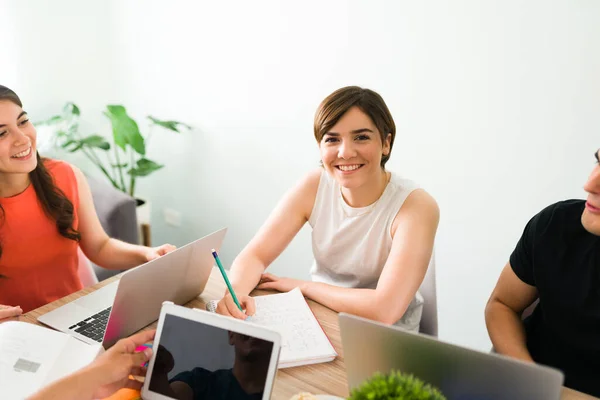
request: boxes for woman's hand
[256,273,307,293]
[0,304,22,321]
[28,329,156,400]
[215,294,256,320]
[145,244,177,262]
[84,329,156,399]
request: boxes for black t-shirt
[171,367,263,400]
[510,199,600,396]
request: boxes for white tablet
[142,302,281,400]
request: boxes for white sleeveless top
[308,170,424,332]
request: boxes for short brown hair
[313,86,396,167]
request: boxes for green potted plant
[37,102,191,198]
[348,370,446,400]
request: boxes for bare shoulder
[296,168,322,194]
[403,189,439,217]
[68,163,87,186]
[392,189,440,236]
[285,168,323,219]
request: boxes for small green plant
[348,370,446,400]
[37,102,191,197]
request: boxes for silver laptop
[339,313,564,400]
[38,228,227,348]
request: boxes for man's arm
[485,262,539,362]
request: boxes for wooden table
[21,268,597,400]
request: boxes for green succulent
[348,370,446,400]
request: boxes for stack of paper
[207,288,337,368]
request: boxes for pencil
[211,248,243,311]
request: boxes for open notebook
[0,321,103,399]
[206,288,337,368]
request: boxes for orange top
[102,388,141,400]
[0,160,83,313]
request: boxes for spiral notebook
[206,288,337,368]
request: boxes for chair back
[419,251,438,337]
[77,247,99,288]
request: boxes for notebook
[206,288,337,368]
[0,321,103,399]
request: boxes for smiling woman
[214,86,440,333]
[0,85,177,319]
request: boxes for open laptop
[339,313,564,400]
[143,302,281,400]
[38,228,227,348]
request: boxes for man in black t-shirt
[485,149,600,397]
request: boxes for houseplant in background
[37,102,192,245]
[347,370,447,400]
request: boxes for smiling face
[319,106,391,190]
[581,150,600,235]
[0,100,37,178]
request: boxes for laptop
[38,228,227,348]
[339,313,565,400]
[143,302,281,400]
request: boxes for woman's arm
[72,166,175,270]
[216,169,321,318]
[259,189,440,325]
[28,330,155,400]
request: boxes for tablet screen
[147,314,275,400]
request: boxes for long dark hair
[0,85,80,260]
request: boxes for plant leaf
[62,140,83,152]
[80,134,110,150]
[147,116,192,132]
[104,105,145,154]
[35,115,63,125]
[63,102,80,116]
[127,158,163,177]
[60,139,76,149]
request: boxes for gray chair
[419,251,438,337]
[86,175,139,281]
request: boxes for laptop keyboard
[68,307,111,342]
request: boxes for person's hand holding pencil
[212,249,256,320]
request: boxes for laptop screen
[146,314,276,400]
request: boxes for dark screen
[148,314,275,400]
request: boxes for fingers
[260,273,276,282]
[256,282,274,290]
[0,305,22,320]
[157,244,176,255]
[240,296,256,316]
[130,366,148,378]
[130,347,153,368]
[116,329,156,353]
[122,378,143,392]
[227,297,249,320]
[128,329,157,347]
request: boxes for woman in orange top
[0,85,175,320]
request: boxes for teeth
[338,164,361,171]
[12,147,31,158]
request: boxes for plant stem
[113,146,127,193]
[129,147,136,197]
[71,129,118,188]
[80,146,120,189]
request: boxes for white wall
[6,0,600,351]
